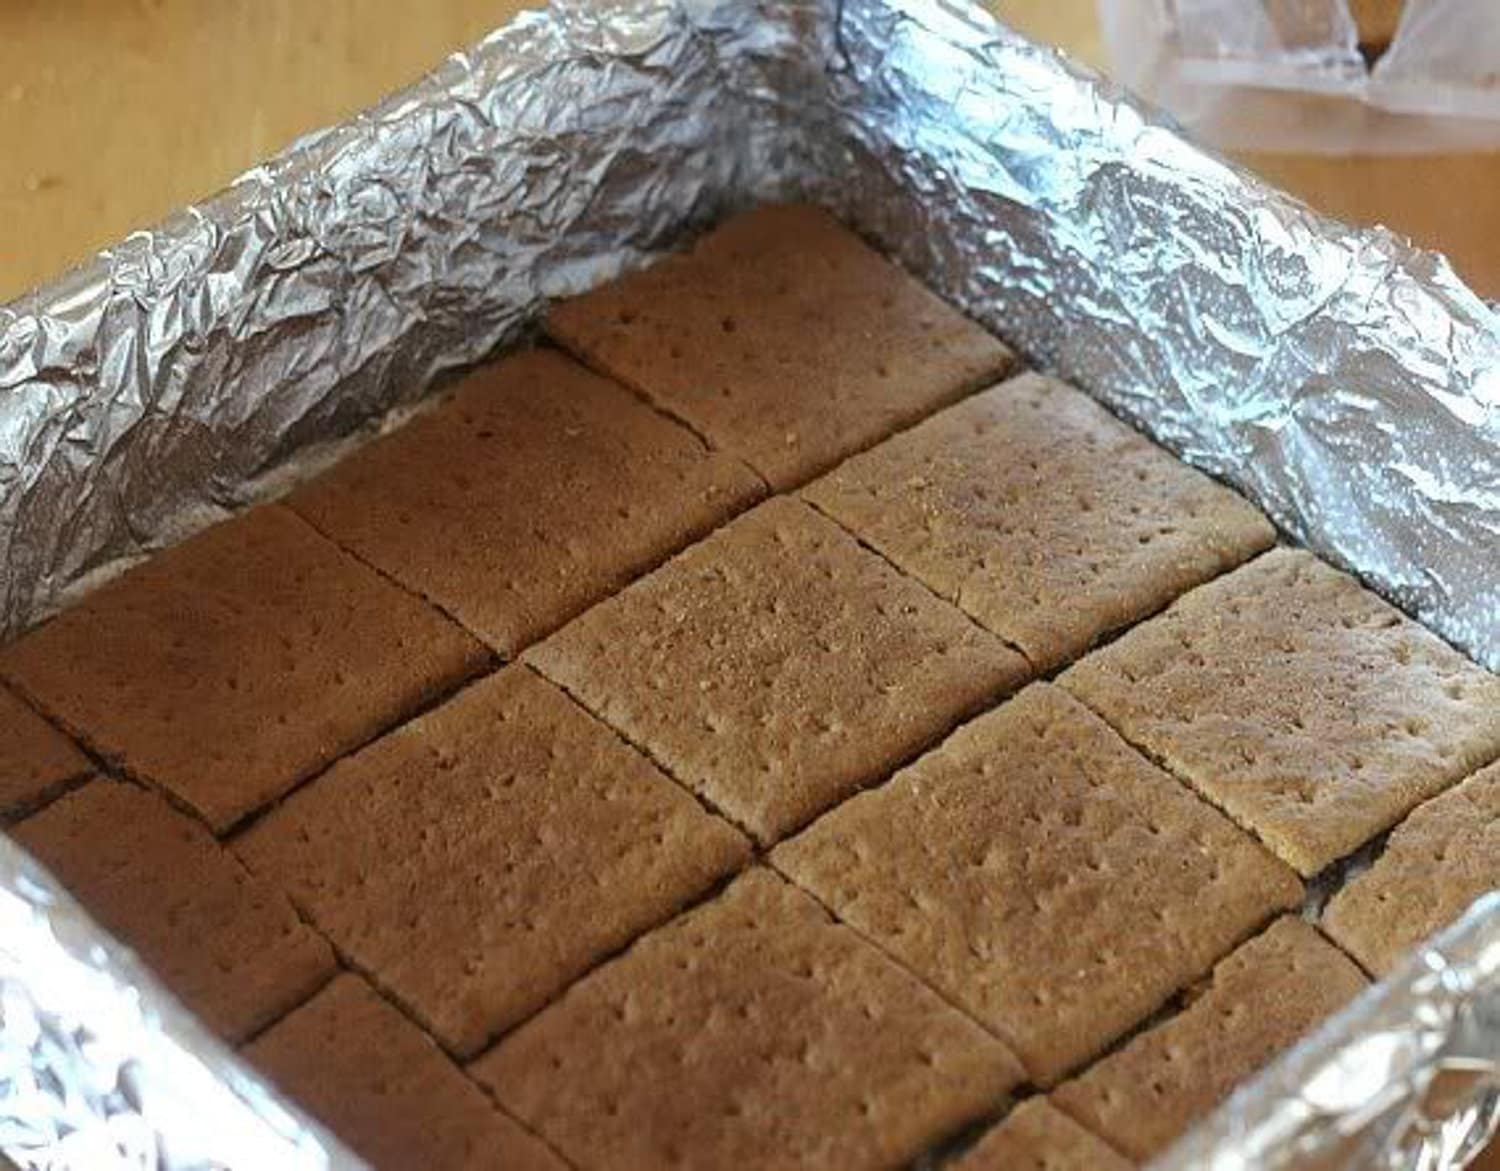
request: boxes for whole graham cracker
[237,665,750,1058]
[289,348,764,656]
[13,780,334,1044]
[245,974,564,1171]
[1052,917,1368,1162]
[525,496,1030,844]
[802,373,1276,671]
[772,683,1301,1085]
[954,1099,1134,1171]
[0,685,90,820]
[0,505,490,833]
[472,868,1023,1171]
[546,203,1015,490]
[1061,548,1500,876]
[1323,758,1500,975]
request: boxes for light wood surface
[1,2,1494,303]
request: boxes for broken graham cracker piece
[473,868,1023,1171]
[236,665,749,1058]
[1062,547,1500,877]
[1052,917,1368,1162]
[246,973,563,1171]
[954,1099,1133,1171]
[0,505,489,833]
[803,373,1275,672]
[525,496,1029,845]
[0,685,90,820]
[546,203,1015,490]
[13,780,334,1044]
[772,683,1301,1086]
[1323,758,1500,975]
[289,348,764,656]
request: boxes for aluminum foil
[0,835,363,1170]
[0,0,1496,1167]
[1156,893,1500,1170]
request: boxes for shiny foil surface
[1156,893,1500,1170]
[0,836,362,1170]
[0,0,1496,1167]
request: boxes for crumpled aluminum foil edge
[0,0,1496,1167]
[1155,892,1500,1170]
[0,834,363,1170]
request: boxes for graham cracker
[1062,548,1500,876]
[802,373,1275,671]
[0,685,89,819]
[546,203,1015,490]
[0,505,490,832]
[245,974,564,1171]
[771,683,1302,1086]
[1323,758,1500,974]
[472,868,1023,1171]
[13,780,334,1043]
[236,665,750,1058]
[1350,0,1403,45]
[1052,917,1367,1162]
[525,496,1029,844]
[955,1099,1133,1171]
[289,348,764,656]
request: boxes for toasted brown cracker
[473,868,1023,1171]
[1062,548,1500,876]
[954,1099,1133,1171]
[246,974,564,1171]
[236,665,749,1058]
[0,685,89,819]
[289,348,764,656]
[1324,758,1499,974]
[14,780,334,1043]
[773,683,1301,1085]
[546,203,1015,490]
[803,374,1275,671]
[1052,917,1367,1161]
[0,505,489,832]
[526,497,1029,844]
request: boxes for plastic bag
[1099,0,1500,153]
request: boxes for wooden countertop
[1,2,1494,303]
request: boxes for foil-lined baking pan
[0,0,1495,1166]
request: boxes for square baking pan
[0,1,1495,1167]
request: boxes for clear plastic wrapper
[0,0,1496,1166]
[1101,0,1500,152]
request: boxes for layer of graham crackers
[236,664,749,1058]
[546,203,1015,490]
[289,348,764,657]
[954,1099,1132,1171]
[0,504,490,833]
[1052,917,1368,1162]
[473,868,1024,1171]
[0,685,90,820]
[772,683,1302,1086]
[245,973,565,1171]
[1062,548,1500,876]
[13,779,335,1043]
[1323,758,1499,975]
[803,373,1275,671]
[526,496,1030,844]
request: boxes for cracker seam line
[536,335,773,495]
